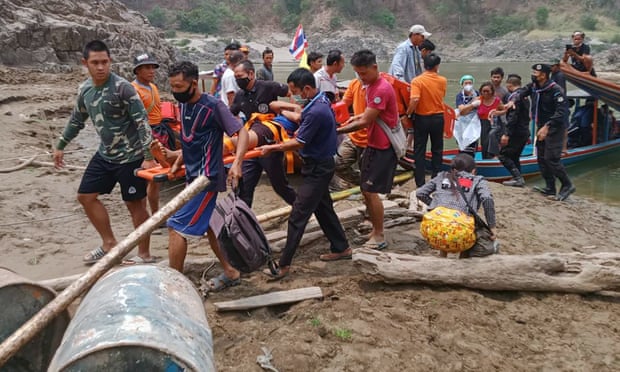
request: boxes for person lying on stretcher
[149,101,303,180]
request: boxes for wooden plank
[214,287,323,312]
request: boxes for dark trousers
[238,152,296,208]
[499,133,529,173]
[279,157,349,268]
[413,113,444,187]
[480,119,493,159]
[536,127,572,190]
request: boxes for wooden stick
[255,172,413,224]
[353,248,620,294]
[213,287,323,312]
[39,274,83,292]
[27,159,86,171]
[0,175,211,366]
[0,155,37,173]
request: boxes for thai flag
[289,24,308,60]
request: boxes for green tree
[147,6,167,28]
[535,7,549,27]
[580,15,598,30]
[370,8,396,30]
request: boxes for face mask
[293,95,309,106]
[236,77,251,90]
[463,84,473,93]
[173,83,194,103]
[531,75,538,85]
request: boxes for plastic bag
[453,112,481,151]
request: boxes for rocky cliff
[0,0,175,82]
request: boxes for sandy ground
[1,67,620,371]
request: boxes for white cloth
[220,68,239,107]
[454,112,482,151]
[314,68,338,96]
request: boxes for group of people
[54,28,596,290]
[451,61,575,201]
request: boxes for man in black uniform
[508,64,574,201]
[500,74,530,187]
[229,60,297,207]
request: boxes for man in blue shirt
[260,68,351,279]
[166,61,250,292]
[388,24,431,84]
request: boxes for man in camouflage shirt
[53,40,157,265]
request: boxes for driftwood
[0,155,37,173]
[255,172,413,224]
[0,175,211,366]
[23,159,86,171]
[213,287,323,312]
[353,248,620,294]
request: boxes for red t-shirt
[366,77,399,150]
[477,97,500,120]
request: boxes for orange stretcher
[135,149,263,183]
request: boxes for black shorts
[78,152,147,201]
[360,147,397,194]
[249,121,275,146]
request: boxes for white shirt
[220,68,239,107]
[314,67,338,96]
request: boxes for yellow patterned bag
[420,206,476,253]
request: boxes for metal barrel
[0,268,70,372]
[48,265,214,372]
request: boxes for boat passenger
[562,31,595,76]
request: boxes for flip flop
[122,255,161,265]
[83,246,106,265]
[205,273,241,292]
[361,241,389,251]
[262,266,290,281]
[319,248,353,262]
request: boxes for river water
[206,60,620,205]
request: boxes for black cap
[133,53,160,74]
[532,63,552,74]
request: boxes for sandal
[204,273,241,293]
[262,265,290,281]
[122,255,160,265]
[83,246,107,265]
[361,240,388,251]
[319,248,353,262]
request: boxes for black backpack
[210,192,277,274]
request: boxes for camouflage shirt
[57,73,153,163]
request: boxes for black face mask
[173,83,195,103]
[236,77,251,91]
[531,75,538,85]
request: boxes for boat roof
[566,88,592,99]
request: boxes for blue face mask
[292,95,309,106]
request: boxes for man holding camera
[562,31,595,76]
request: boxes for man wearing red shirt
[337,50,399,250]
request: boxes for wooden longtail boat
[432,84,620,181]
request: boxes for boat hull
[428,138,620,181]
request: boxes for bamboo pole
[0,175,210,367]
[255,171,413,223]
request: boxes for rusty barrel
[48,265,214,371]
[0,268,69,372]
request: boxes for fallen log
[352,248,620,294]
[213,287,323,312]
